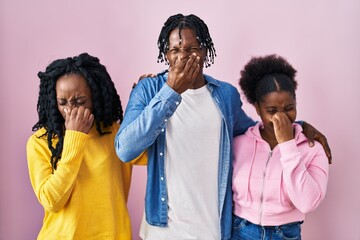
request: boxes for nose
[63,102,76,113]
[67,102,76,108]
[179,48,189,54]
[177,50,191,61]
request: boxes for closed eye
[57,100,67,106]
[266,108,277,114]
[57,97,87,107]
[284,105,295,111]
[169,48,180,54]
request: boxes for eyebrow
[169,45,201,50]
[57,96,87,101]
[265,104,295,109]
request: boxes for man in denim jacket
[115,14,331,240]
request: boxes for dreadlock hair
[157,13,216,68]
[239,54,298,105]
[33,53,123,172]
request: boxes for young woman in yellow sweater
[27,53,146,240]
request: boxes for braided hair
[157,13,216,68]
[33,53,123,172]
[239,54,298,104]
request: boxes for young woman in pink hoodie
[232,54,329,240]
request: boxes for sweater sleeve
[279,139,329,213]
[26,130,89,213]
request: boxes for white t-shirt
[140,85,222,240]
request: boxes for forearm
[115,83,181,162]
[233,102,256,136]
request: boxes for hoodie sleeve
[279,139,329,213]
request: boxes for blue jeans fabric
[231,215,302,240]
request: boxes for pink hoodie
[232,122,329,226]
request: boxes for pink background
[1,0,359,239]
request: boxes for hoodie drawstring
[244,137,257,205]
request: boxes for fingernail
[310,142,314,147]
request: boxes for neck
[260,127,278,149]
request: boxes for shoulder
[136,71,167,88]
[112,121,120,130]
[296,137,328,169]
[26,128,50,154]
[131,71,168,98]
[295,125,327,156]
[234,124,257,140]
[94,122,120,139]
[27,128,47,144]
[298,137,325,153]
[205,75,240,99]
[234,132,248,144]
[110,122,120,136]
[205,74,237,89]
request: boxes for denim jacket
[115,71,255,240]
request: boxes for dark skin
[255,91,297,149]
[165,28,204,93]
[301,122,332,163]
[56,74,94,134]
[136,28,332,164]
[134,28,204,91]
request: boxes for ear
[255,102,260,116]
[164,52,170,65]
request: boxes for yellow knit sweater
[26,123,146,240]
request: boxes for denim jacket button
[161,129,164,132]
[175,101,179,105]
[160,152,163,156]
[164,119,168,122]
[160,177,164,180]
[161,198,165,201]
